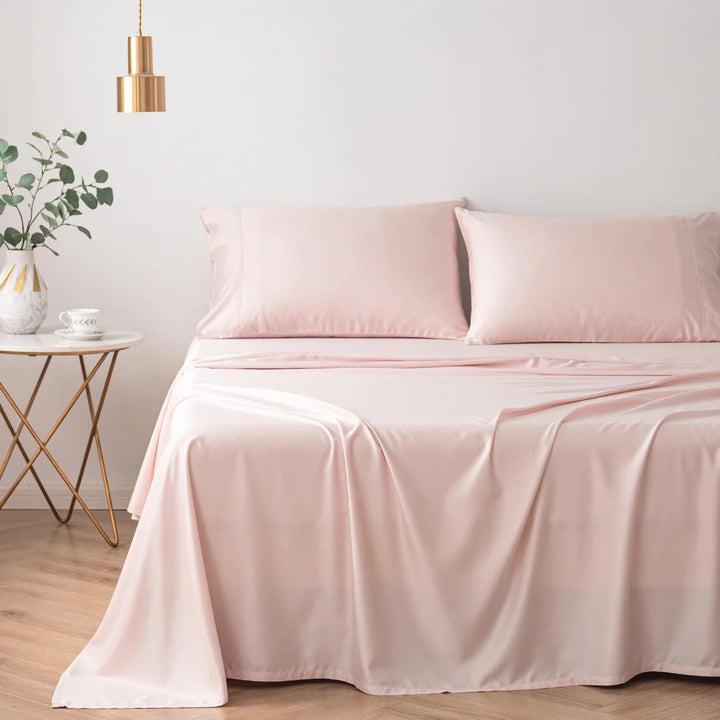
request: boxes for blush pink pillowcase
[197,201,469,339]
[456,209,720,344]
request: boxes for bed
[53,336,720,708]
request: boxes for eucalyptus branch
[2,167,25,235]
[26,182,73,230]
[26,139,56,233]
[26,182,100,230]
[26,169,47,235]
[25,155,53,247]
[0,129,110,252]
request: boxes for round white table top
[0,328,144,355]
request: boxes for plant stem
[26,131,62,226]
[2,167,25,235]
[26,138,56,243]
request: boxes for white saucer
[55,328,106,341]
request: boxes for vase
[0,249,48,334]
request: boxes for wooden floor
[2,510,719,719]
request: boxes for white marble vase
[0,249,48,334]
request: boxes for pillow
[456,209,720,344]
[197,200,469,339]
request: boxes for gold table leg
[0,356,63,519]
[0,351,121,546]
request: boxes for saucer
[55,328,106,341]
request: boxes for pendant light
[117,0,166,112]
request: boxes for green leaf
[61,129,75,138]
[54,147,69,159]
[57,202,67,220]
[76,131,87,145]
[2,145,19,163]
[3,227,22,246]
[34,157,53,166]
[76,225,92,239]
[81,192,98,209]
[81,179,88,192]
[59,164,75,184]
[41,212,58,229]
[16,173,35,190]
[64,189,79,209]
[0,199,4,216]
[31,131,48,141]
[0,139,8,155]
[45,177,61,184]
[44,202,58,216]
[94,169,109,184]
[96,187,114,206]
[30,232,45,246]
[2,193,23,207]
[38,242,59,256]
[40,224,57,240]
[0,169,5,182]
[69,209,82,217]
[27,142,43,154]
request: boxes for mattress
[54,338,720,708]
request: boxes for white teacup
[59,308,101,335]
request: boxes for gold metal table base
[0,351,121,546]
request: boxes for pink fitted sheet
[54,339,720,707]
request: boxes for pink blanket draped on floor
[53,339,720,708]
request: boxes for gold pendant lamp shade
[117,0,166,112]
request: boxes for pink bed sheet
[53,339,720,708]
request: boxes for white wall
[1,0,719,509]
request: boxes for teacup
[59,308,101,335]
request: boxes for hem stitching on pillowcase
[685,216,707,340]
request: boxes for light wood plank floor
[1,509,719,719]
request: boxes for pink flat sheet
[53,339,720,708]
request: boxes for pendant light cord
[138,0,143,36]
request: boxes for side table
[0,328,143,546]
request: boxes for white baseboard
[2,483,132,510]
